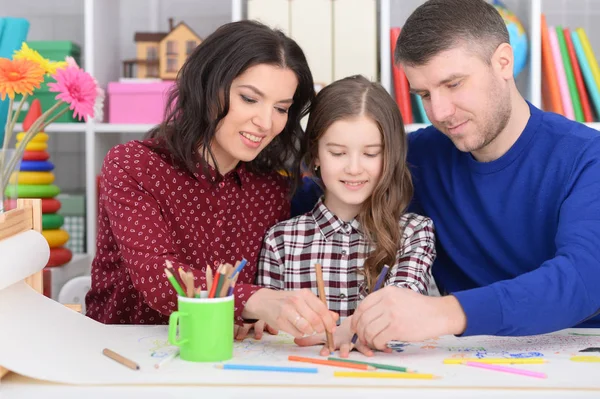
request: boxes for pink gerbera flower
[48,65,97,121]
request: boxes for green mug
[168,291,234,362]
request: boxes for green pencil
[327,357,414,373]
[165,268,186,297]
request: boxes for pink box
[107,81,175,124]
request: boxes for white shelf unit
[4,0,600,259]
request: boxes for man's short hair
[395,0,510,66]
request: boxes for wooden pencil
[219,263,234,297]
[165,259,186,294]
[314,263,335,353]
[185,270,195,298]
[102,348,140,370]
[206,265,213,293]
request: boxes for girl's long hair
[298,75,413,291]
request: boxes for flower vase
[0,149,22,213]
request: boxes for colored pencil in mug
[351,264,390,345]
[327,357,414,373]
[208,264,224,298]
[164,268,186,297]
[165,260,185,295]
[443,358,547,365]
[219,263,234,297]
[314,263,335,354]
[288,355,375,370]
[185,270,195,298]
[463,361,547,379]
[231,258,248,279]
[205,265,213,293]
[334,371,437,379]
[226,273,239,297]
[216,364,318,373]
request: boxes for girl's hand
[243,288,339,338]
[294,316,374,358]
[234,320,279,341]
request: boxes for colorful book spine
[556,26,584,122]
[563,27,593,122]
[548,27,574,119]
[540,14,563,115]
[571,31,600,119]
[390,27,413,124]
[576,28,600,103]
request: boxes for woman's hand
[294,316,373,358]
[234,320,279,341]
[243,288,339,338]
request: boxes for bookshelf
[2,0,600,261]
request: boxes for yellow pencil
[334,371,438,379]
[443,358,547,365]
[571,356,600,362]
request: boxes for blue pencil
[231,258,248,279]
[216,364,318,373]
[351,264,390,345]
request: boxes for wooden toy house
[123,18,202,80]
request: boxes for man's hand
[294,316,373,358]
[351,286,467,350]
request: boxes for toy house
[123,18,202,80]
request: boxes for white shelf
[585,123,600,132]
[93,123,157,133]
[12,123,86,133]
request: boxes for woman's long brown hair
[298,75,413,291]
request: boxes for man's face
[404,45,511,157]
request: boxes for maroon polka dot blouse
[85,139,290,325]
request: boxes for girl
[86,20,338,341]
[258,75,437,356]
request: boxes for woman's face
[211,64,298,174]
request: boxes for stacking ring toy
[42,213,64,230]
[42,229,70,248]
[11,171,55,185]
[20,160,55,172]
[47,247,73,267]
[5,184,60,198]
[16,132,49,142]
[23,150,50,161]
[41,198,62,213]
[16,141,48,151]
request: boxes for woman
[86,20,338,339]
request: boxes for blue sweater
[408,103,600,336]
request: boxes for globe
[493,0,528,77]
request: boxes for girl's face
[315,115,384,222]
[211,64,298,174]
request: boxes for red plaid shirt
[258,197,437,318]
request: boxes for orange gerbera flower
[0,58,45,100]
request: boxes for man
[347,0,600,349]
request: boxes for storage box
[15,41,82,123]
[107,81,174,124]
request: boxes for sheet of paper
[0,230,48,291]
[2,280,600,389]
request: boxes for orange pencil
[288,355,375,370]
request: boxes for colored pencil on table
[102,348,140,371]
[334,371,437,379]
[463,361,547,379]
[154,349,180,369]
[571,356,600,362]
[327,357,414,373]
[351,264,390,345]
[216,364,318,373]
[315,263,335,354]
[164,268,186,297]
[288,355,375,370]
[443,358,547,364]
